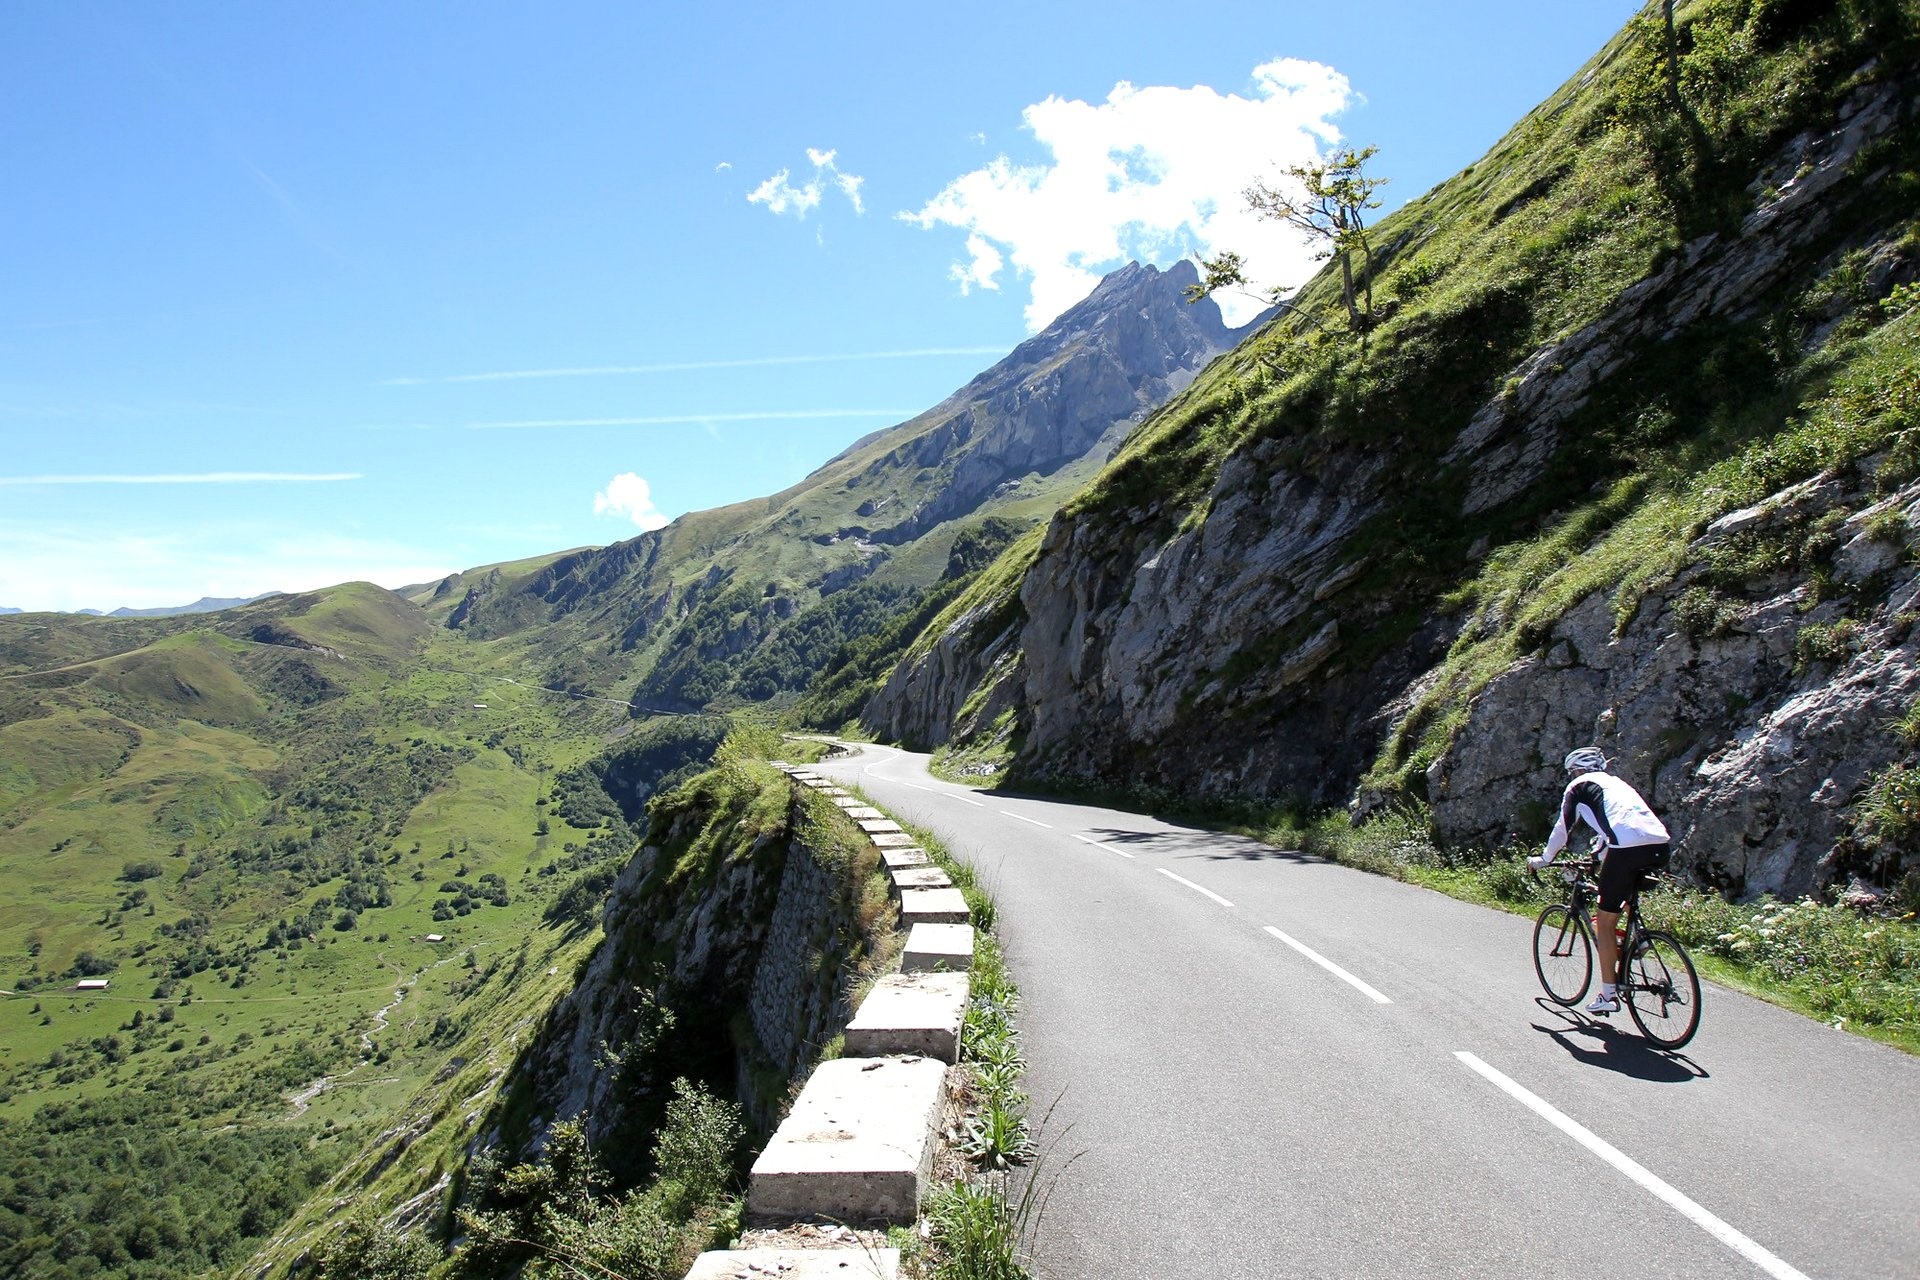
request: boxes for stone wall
[745,821,871,1088]
[505,767,884,1152]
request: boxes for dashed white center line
[1454,1052,1810,1280]
[1000,810,1053,828]
[952,795,986,808]
[1070,833,1135,859]
[1157,867,1233,908]
[892,780,935,793]
[1262,926,1392,1004]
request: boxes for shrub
[311,1210,440,1280]
[649,1077,742,1214]
[1672,585,1744,639]
[1792,617,1863,671]
[1858,762,1920,853]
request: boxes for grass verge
[1245,805,1920,1055]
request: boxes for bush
[1672,585,1744,639]
[1792,617,1863,671]
[457,1088,743,1280]
[650,1077,743,1214]
[1858,762,1920,852]
[311,1210,440,1280]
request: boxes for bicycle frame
[1553,857,1643,984]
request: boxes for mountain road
[810,743,1919,1280]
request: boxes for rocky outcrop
[865,595,1026,750]
[1444,75,1911,517]
[858,261,1238,546]
[1429,471,1920,900]
[867,61,1920,896]
[515,775,883,1146]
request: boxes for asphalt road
[811,743,1920,1280]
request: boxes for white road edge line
[1453,1052,1811,1280]
[1070,833,1136,859]
[1262,925,1392,1004]
[1157,867,1233,908]
[1000,810,1053,828]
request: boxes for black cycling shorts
[1597,843,1666,914]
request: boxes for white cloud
[951,235,1005,295]
[749,148,867,219]
[592,472,670,531]
[715,161,732,172]
[902,57,1358,329]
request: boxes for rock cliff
[508,763,888,1161]
[866,15,1920,901]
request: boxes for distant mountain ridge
[435,258,1249,711]
[0,593,278,618]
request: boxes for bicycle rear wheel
[1532,903,1593,1005]
[1625,930,1701,1049]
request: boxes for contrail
[361,410,918,431]
[381,347,1007,385]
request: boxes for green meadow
[0,585,684,1278]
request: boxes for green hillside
[7,4,1917,1275]
[897,0,1920,806]
[0,581,733,1279]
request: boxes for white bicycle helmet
[1563,746,1608,775]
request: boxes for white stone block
[899,887,969,925]
[845,972,969,1062]
[746,1056,948,1225]
[890,866,952,892]
[683,1248,899,1279]
[901,923,974,973]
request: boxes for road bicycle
[1531,855,1702,1050]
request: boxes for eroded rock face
[515,785,880,1148]
[864,261,1239,546]
[1443,77,1910,518]
[1013,438,1408,800]
[866,72,1917,896]
[1430,475,1920,900]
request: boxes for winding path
[815,744,1919,1280]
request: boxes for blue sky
[1,0,1639,612]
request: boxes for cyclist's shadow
[1530,999,1709,1083]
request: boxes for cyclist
[1529,747,1672,1015]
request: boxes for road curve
[814,743,1919,1280]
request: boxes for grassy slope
[0,585,665,1276]
[913,0,1917,772]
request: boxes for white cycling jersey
[1539,770,1670,863]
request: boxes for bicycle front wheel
[1625,930,1702,1050]
[1532,903,1593,1006]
